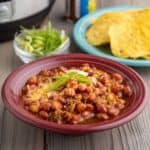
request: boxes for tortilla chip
[85,10,138,46]
[86,12,124,46]
[86,8,150,59]
[109,19,150,59]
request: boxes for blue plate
[73,5,150,67]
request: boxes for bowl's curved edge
[1,54,149,134]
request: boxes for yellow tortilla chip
[86,10,138,46]
[109,19,150,59]
[86,12,124,46]
[86,8,150,59]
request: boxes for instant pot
[0,0,55,41]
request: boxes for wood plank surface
[0,44,44,149]
[0,0,150,150]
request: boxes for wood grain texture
[0,43,44,150]
[0,0,150,150]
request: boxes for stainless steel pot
[0,0,13,22]
[0,0,55,41]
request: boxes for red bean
[86,104,94,111]
[27,76,37,85]
[96,113,109,120]
[39,103,51,112]
[112,73,123,83]
[39,111,49,119]
[82,111,94,119]
[108,107,120,116]
[51,101,62,110]
[78,83,87,92]
[88,93,96,102]
[69,78,78,85]
[71,114,81,123]
[115,103,125,109]
[82,93,89,101]
[88,69,94,76]
[86,86,93,93]
[99,87,107,95]
[112,83,124,94]
[22,86,28,94]
[67,79,78,89]
[95,88,101,96]
[99,73,110,84]
[76,103,87,112]
[123,85,132,97]
[96,103,107,113]
[39,70,50,76]
[64,88,76,97]
[95,86,107,95]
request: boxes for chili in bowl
[1,54,148,134]
[22,64,132,124]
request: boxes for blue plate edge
[73,5,150,67]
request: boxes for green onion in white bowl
[13,22,70,63]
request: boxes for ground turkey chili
[22,64,132,124]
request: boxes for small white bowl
[13,33,70,63]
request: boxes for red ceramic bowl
[1,54,148,134]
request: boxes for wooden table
[0,0,150,149]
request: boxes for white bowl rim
[13,32,70,57]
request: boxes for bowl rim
[13,32,70,57]
[1,54,149,133]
